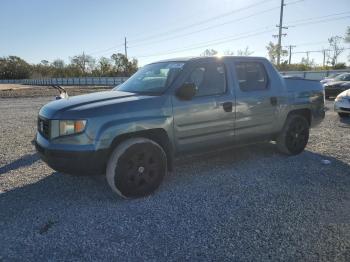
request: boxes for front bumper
[334,99,350,114]
[35,136,109,175]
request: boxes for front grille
[38,117,50,139]
[340,107,350,112]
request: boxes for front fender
[94,115,174,150]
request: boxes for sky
[1,0,350,66]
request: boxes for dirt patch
[0,84,112,98]
[0,84,33,91]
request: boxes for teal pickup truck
[35,56,325,198]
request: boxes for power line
[87,43,124,56]
[129,5,281,48]
[129,0,303,48]
[288,14,350,27]
[88,0,303,56]
[134,28,276,58]
[84,0,277,56]
[286,10,350,25]
[88,10,350,59]
[283,41,328,47]
[128,0,276,43]
[93,11,350,55]
[133,14,350,59]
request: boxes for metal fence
[0,77,129,86]
[0,79,25,84]
[280,69,350,81]
[0,69,349,85]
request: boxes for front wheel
[106,138,167,198]
[276,115,310,155]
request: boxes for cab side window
[186,63,226,97]
[235,62,268,91]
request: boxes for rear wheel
[276,115,310,155]
[106,138,167,198]
[338,112,349,118]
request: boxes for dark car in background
[320,72,342,85]
[324,73,350,99]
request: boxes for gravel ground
[0,96,349,261]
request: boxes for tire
[276,114,310,155]
[106,138,167,198]
[338,112,349,118]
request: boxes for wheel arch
[287,108,311,126]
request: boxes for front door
[172,61,235,153]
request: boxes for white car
[334,89,350,117]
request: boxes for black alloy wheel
[108,139,167,198]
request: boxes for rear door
[172,61,235,152]
[231,59,279,141]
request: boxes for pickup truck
[35,56,325,198]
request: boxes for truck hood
[326,81,348,87]
[39,90,148,118]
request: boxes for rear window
[234,62,268,91]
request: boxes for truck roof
[155,56,268,64]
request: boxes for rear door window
[234,62,268,91]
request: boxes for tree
[236,46,254,56]
[300,56,315,68]
[111,53,129,75]
[344,27,350,62]
[70,53,95,75]
[333,63,346,69]
[41,60,49,66]
[326,36,344,67]
[0,56,31,79]
[200,49,218,56]
[126,58,138,75]
[98,57,112,76]
[223,50,235,55]
[52,59,65,69]
[0,54,139,79]
[266,41,287,65]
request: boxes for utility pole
[124,37,128,59]
[287,45,296,64]
[276,0,286,65]
[322,49,326,67]
[82,51,86,76]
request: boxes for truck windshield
[115,62,185,94]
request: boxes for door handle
[220,101,233,112]
[270,96,278,106]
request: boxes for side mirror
[176,83,197,100]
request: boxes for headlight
[59,120,87,136]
